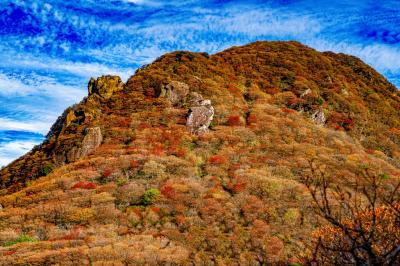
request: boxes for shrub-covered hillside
[0,41,399,265]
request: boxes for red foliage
[161,185,175,198]
[103,168,113,178]
[227,180,247,193]
[246,114,257,125]
[49,230,80,241]
[281,107,296,114]
[151,144,164,156]
[117,117,131,128]
[227,84,241,97]
[208,155,227,165]
[227,115,242,126]
[169,146,186,158]
[334,124,342,130]
[329,112,354,131]
[175,215,186,225]
[137,122,151,130]
[173,203,186,214]
[241,195,265,222]
[287,96,304,107]
[63,230,80,240]
[265,87,280,95]
[251,219,270,235]
[4,251,16,256]
[366,149,375,154]
[342,118,354,130]
[151,207,161,214]
[130,160,140,169]
[232,182,247,193]
[71,181,97,190]
[131,207,142,217]
[389,128,400,134]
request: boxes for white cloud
[216,8,321,38]
[0,73,37,96]
[0,72,87,106]
[0,118,51,135]
[122,0,146,3]
[0,140,40,167]
[0,53,134,82]
[308,39,400,74]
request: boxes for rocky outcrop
[186,93,214,135]
[88,75,124,99]
[66,127,103,162]
[300,88,312,98]
[311,108,326,126]
[160,81,214,135]
[46,107,86,140]
[161,81,189,106]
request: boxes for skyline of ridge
[1,0,400,166]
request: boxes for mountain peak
[0,41,399,264]
[88,75,125,100]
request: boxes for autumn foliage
[71,181,97,190]
[0,41,399,264]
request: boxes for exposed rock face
[160,81,214,135]
[66,127,103,162]
[47,107,87,141]
[88,75,124,99]
[300,88,312,98]
[186,93,214,135]
[311,108,326,126]
[161,81,189,106]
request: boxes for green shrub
[116,178,128,187]
[40,164,54,176]
[142,188,160,205]
[380,173,391,180]
[4,234,37,247]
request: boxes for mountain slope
[0,41,399,264]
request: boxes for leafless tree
[302,160,400,266]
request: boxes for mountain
[0,41,399,265]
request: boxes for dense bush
[141,188,160,205]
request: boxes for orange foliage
[0,41,399,265]
[71,181,97,190]
[311,204,400,265]
[161,185,175,198]
[208,155,227,165]
[227,115,242,126]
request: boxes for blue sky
[1,0,400,166]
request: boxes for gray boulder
[186,94,214,135]
[311,108,326,126]
[161,81,189,106]
[66,127,103,162]
[161,81,214,135]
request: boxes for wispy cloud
[307,40,400,75]
[0,118,50,135]
[0,50,134,81]
[0,140,40,167]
